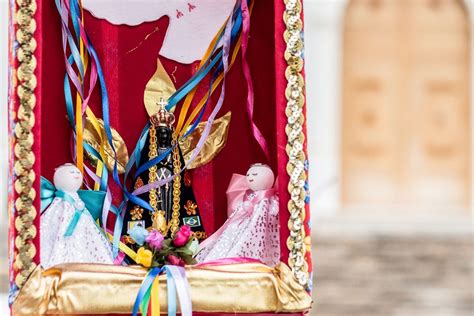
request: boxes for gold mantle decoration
[12,262,312,315]
[283,0,310,288]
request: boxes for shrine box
[8,0,312,314]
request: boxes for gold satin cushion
[12,262,312,315]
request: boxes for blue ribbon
[132,265,192,316]
[166,270,177,316]
[132,267,162,316]
[165,265,192,315]
[40,176,106,237]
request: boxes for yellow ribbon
[106,232,138,262]
[73,1,107,192]
[75,2,87,176]
[151,277,160,316]
[178,35,242,138]
[85,108,107,191]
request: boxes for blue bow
[40,176,106,237]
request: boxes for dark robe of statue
[122,105,206,251]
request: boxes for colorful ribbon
[109,3,247,261]
[111,2,253,259]
[55,0,267,263]
[56,0,122,241]
[118,1,244,207]
[131,3,239,196]
[133,259,266,316]
[133,265,192,316]
[132,267,162,316]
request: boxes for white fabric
[82,0,236,64]
[197,194,280,267]
[40,194,113,269]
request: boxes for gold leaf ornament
[83,117,129,174]
[144,58,177,116]
[179,111,232,169]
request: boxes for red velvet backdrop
[38,0,292,263]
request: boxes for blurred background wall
[306,0,473,315]
[0,0,472,315]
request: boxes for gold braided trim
[283,0,309,288]
[147,126,182,237]
[147,124,159,212]
[13,0,38,288]
[170,133,182,236]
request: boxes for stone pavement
[310,233,473,316]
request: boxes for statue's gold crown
[150,98,175,127]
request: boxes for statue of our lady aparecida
[122,101,207,247]
[121,59,231,251]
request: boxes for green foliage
[135,236,199,268]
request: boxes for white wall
[304,0,473,224]
[304,0,346,218]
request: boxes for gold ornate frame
[282,0,309,288]
[9,0,310,293]
[12,0,39,289]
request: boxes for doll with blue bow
[40,163,113,268]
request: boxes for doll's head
[246,163,275,191]
[53,163,83,193]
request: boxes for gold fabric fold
[12,262,312,315]
[179,111,232,169]
[83,117,129,174]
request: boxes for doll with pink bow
[196,163,280,267]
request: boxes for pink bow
[226,174,250,216]
[226,174,277,216]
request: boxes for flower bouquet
[127,225,199,268]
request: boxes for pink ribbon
[194,257,262,267]
[113,251,126,265]
[240,0,270,161]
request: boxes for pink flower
[173,225,192,247]
[167,254,185,267]
[145,230,164,250]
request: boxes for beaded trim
[12,0,39,288]
[283,0,310,287]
